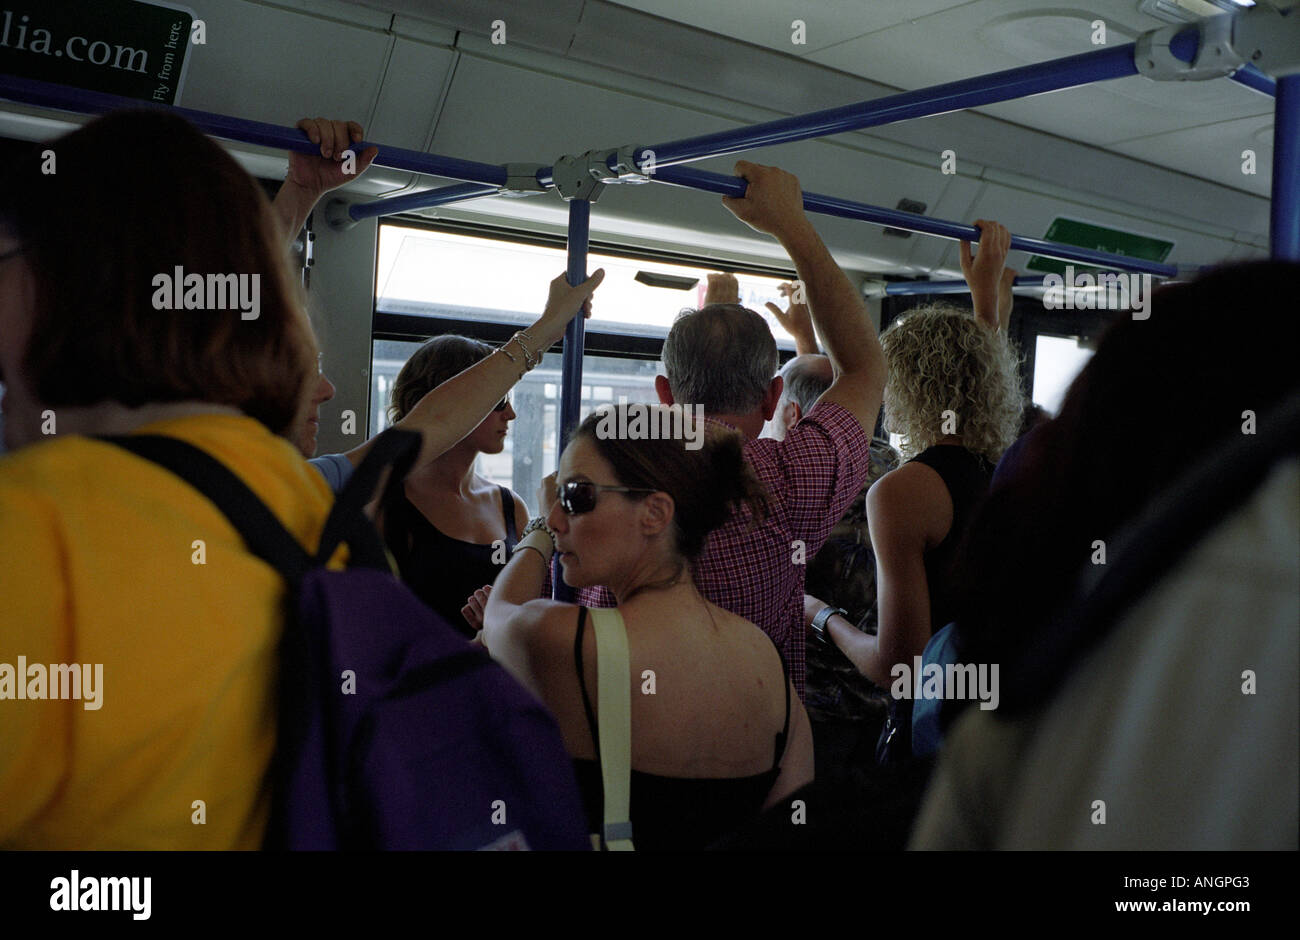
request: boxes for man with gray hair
[581,160,886,699]
[773,353,835,441]
[770,332,902,743]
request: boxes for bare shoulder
[869,461,950,508]
[714,605,788,688]
[868,462,952,543]
[508,488,531,524]
[503,599,577,650]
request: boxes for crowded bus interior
[0,0,1296,913]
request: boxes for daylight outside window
[1031,333,1093,414]
[372,341,660,509]
[376,224,799,344]
[371,224,798,506]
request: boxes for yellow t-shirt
[0,414,333,849]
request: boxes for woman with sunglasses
[482,404,815,850]
[377,334,537,636]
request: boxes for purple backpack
[107,430,590,851]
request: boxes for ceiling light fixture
[1139,0,1255,25]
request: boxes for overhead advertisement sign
[0,0,196,105]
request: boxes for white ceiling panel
[606,0,976,56]
[368,38,459,151]
[1107,112,1275,196]
[807,1,1273,148]
[344,0,588,53]
[181,0,393,127]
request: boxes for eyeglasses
[493,393,511,413]
[558,480,657,515]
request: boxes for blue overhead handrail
[616,26,1273,176]
[885,276,1053,297]
[1229,62,1277,96]
[343,182,501,222]
[650,165,1180,278]
[624,44,1143,172]
[0,73,509,187]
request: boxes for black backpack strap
[315,428,422,570]
[102,434,312,583]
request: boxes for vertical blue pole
[554,198,590,601]
[559,199,590,458]
[1271,75,1300,261]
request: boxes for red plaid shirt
[579,401,872,698]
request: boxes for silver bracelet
[510,332,539,370]
[496,345,526,379]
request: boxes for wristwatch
[810,605,847,647]
[521,516,558,552]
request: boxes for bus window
[1031,333,1093,414]
[370,341,659,507]
[376,223,800,349]
[372,222,804,504]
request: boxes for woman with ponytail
[376,334,532,636]
[481,404,814,850]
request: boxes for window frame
[371,215,801,359]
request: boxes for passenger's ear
[760,375,783,422]
[654,374,675,406]
[639,491,675,539]
[782,399,802,429]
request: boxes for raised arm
[958,219,1011,330]
[344,270,605,471]
[766,281,819,356]
[272,117,378,247]
[722,161,884,433]
[997,266,1017,332]
[704,271,819,356]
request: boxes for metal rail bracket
[1137,17,1243,82]
[552,145,652,201]
[551,151,610,202]
[503,163,549,197]
[1231,4,1300,78]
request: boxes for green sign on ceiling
[1028,218,1175,276]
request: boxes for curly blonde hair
[880,304,1023,463]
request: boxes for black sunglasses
[558,480,656,515]
[493,393,512,412]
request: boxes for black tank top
[570,607,791,851]
[909,444,994,634]
[384,485,518,637]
